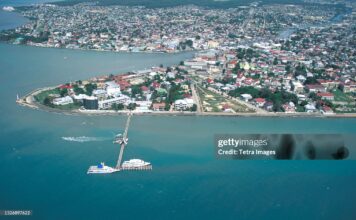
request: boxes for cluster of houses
[49,66,196,112]
[2,4,338,54]
[182,34,355,114]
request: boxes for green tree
[84,83,97,96]
[300,100,308,106]
[127,103,136,110]
[60,88,68,97]
[73,85,85,95]
[43,97,52,106]
[112,103,125,110]
[185,39,193,48]
[131,85,142,97]
[273,57,278,65]
[190,104,197,112]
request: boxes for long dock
[87,112,153,174]
[115,113,132,170]
[121,165,153,171]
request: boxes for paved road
[190,83,203,113]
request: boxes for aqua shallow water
[0,0,59,30]
[0,43,356,220]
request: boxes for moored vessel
[87,162,118,174]
[121,159,151,169]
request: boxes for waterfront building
[98,95,130,109]
[305,104,317,113]
[92,89,107,99]
[83,97,99,110]
[152,102,166,111]
[174,98,194,110]
[105,81,121,97]
[73,94,90,102]
[240,94,253,102]
[321,106,334,114]
[254,98,266,107]
[317,93,335,101]
[52,96,73,105]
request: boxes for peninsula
[7,1,355,117]
[17,46,356,117]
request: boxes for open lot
[197,86,254,113]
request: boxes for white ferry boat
[3,6,15,12]
[113,133,128,144]
[87,162,118,174]
[121,159,150,169]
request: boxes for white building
[105,81,121,97]
[240,94,253,102]
[134,101,153,112]
[92,89,107,99]
[305,104,316,113]
[292,81,305,93]
[53,96,73,105]
[73,94,90,101]
[174,98,194,110]
[98,95,130,109]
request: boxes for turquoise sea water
[0,11,28,30]
[0,0,61,30]
[1,43,356,220]
[1,0,356,216]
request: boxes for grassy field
[332,89,354,102]
[53,103,82,110]
[34,88,81,110]
[34,88,61,104]
[197,86,253,113]
[335,104,356,113]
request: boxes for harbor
[87,112,152,174]
[2,41,356,218]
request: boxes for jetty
[87,112,152,174]
[114,112,152,171]
[115,112,132,170]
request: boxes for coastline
[16,87,356,118]
[0,41,199,55]
[0,40,200,54]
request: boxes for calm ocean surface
[0,0,61,30]
[1,43,356,220]
[0,1,356,219]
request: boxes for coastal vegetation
[228,87,301,112]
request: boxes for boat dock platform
[88,112,152,174]
[121,165,153,171]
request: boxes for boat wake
[62,136,108,143]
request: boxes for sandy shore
[16,87,356,118]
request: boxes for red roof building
[254,98,266,107]
[317,92,334,101]
[59,84,73,89]
[141,86,149,92]
[152,81,160,89]
[152,102,166,111]
[117,80,131,90]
